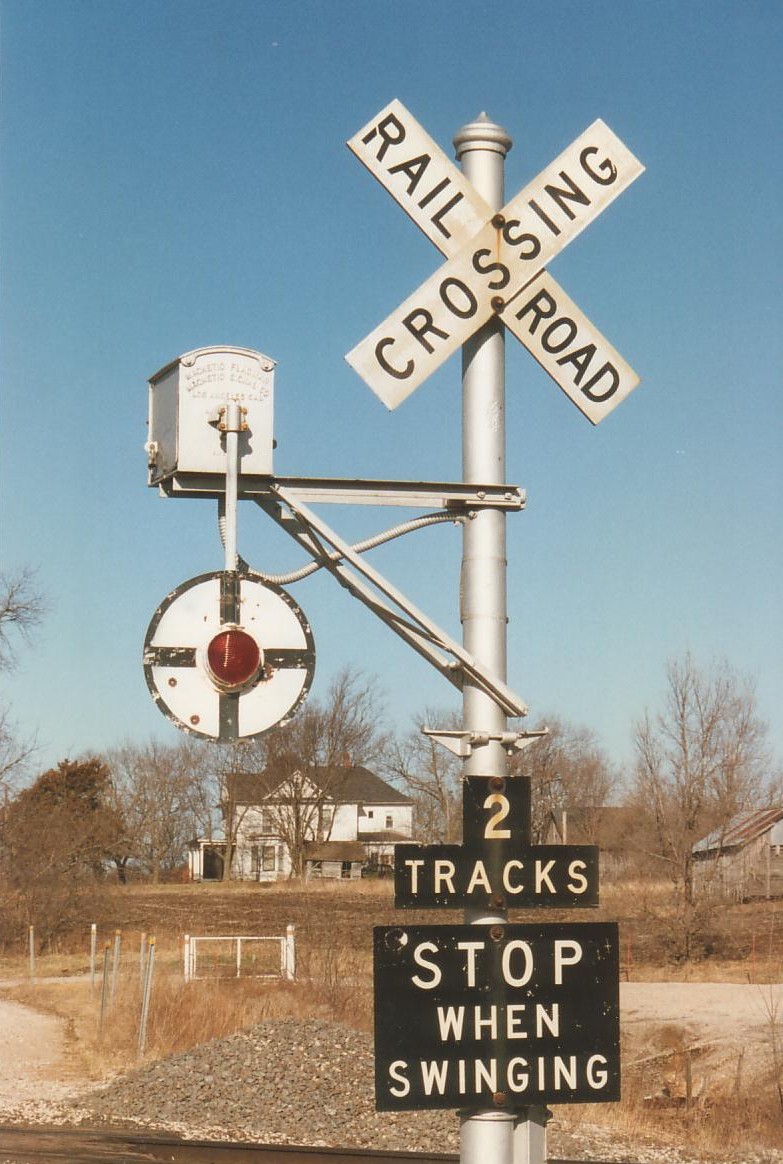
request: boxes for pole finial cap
[454,112,512,160]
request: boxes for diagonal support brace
[255,485,529,719]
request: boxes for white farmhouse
[189,763,414,882]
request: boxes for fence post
[183,934,190,983]
[110,929,122,1008]
[285,924,296,981]
[90,923,97,992]
[236,936,242,978]
[99,941,111,1035]
[139,932,147,986]
[138,936,155,1058]
[28,925,35,984]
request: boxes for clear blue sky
[1,0,781,780]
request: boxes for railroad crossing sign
[143,571,315,741]
[347,99,644,422]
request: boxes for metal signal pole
[455,114,547,1164]
[456,114,512,788]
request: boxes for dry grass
[565,1039,783,1156]
[3,878,782,1156]
[5,903,375,1080]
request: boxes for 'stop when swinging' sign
[346,100,644,421]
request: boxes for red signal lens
[206,628,261,690]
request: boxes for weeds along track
[0,1126,460,1164]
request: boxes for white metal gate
[183,925,295,982]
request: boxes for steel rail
[0,1126,630,1164]
[0,1125,458,1164]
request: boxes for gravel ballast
[69,1017,783,1164]
[75,1018,459,1154]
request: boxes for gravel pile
[73,1018,460,1154]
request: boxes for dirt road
[0,998,79,1116]
[622,980,782,1050]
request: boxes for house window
[250,845,260,876]
[260,809,276,834]
[385,815,394,830]
[341,861,352,879]
[262,844,276,872]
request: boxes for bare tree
[0,570,44,673]
[213,741,254,881]
[223,668,387,879]
[106,737,212,881]
[509,714,618,843]
[0,710,37,791]
[388,710,462,843]
[0,570,44,792]
[632,653,773,959]
[263,667,387,770]
[255,748,328,879]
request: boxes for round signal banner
[143,571,315,741]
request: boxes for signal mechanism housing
[146,345,275,493]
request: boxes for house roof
[228,765,413,807]
[693,808,783,855]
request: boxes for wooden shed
[692,808,783,900]
[303,841,365,880]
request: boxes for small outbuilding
[692,808,783,900]
[303,841,365,880]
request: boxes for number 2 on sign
[483,793,511,840]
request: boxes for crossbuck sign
[347,100,644,422]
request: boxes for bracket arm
[257,486,529,719]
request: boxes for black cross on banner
[143,571,315,741]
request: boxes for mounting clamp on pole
[422,726,548,758]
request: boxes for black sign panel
[374,921,619,1111]
[462,775,531,848]
[394,843,599,910]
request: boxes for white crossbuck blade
[347,99,644,422]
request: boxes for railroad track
[0,1126,458,1164]
[0,1127,621,1164]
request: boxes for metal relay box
[146,345,275,492]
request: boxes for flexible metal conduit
[217,506,465,585]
